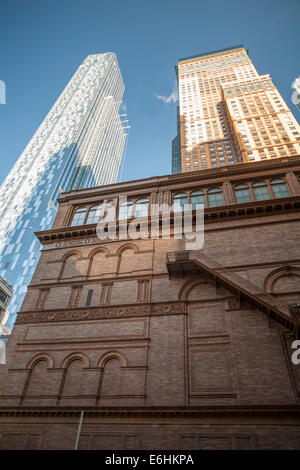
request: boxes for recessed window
[234,184,252,204]
[0,289,7,304]
[208,187,223,207]
[270,179,290,198]
[119,200,134,220]
[191,190,205,209]
[86,205,102,224]
[86,289,93,307]
[71,207,87,226]
[173,193,188,212]
[252,181,271,201]
[134,198,149,218]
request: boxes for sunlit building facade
[292,77,300,112]
[173,45,300,173]
[0,53,128,330]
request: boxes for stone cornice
[35,196,300,245]
[57,157,300,204]
[16,301,186,325]
[0,405,300,419]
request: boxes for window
[208,187,223,207]
[86,289,93,307]
[71,207,87,226]
[0,289,7,304]
[134,198,149,217]
[270,179,290,198]
[118,200,134,220]
[86,205,102,224]
[252,181,271,201]
[173,193,188,212]
[234,184,252,204]
[191,190,205,209]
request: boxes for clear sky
[0,0,299,187]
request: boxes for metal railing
[167,250,290,317]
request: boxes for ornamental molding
[35,196,300,245]
[16,301,187,325]
[58,156,300,203]
[0,405,300,419]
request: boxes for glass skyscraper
[0,53,129,330]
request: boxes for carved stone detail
[16,302,186,324]
[225,297,240,310]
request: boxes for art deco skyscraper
[173,45,300,173]
[0,53,129,330]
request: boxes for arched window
[134,198,149,218]
[86,205,102,224]
[173,193,188,212]
[26,359,50,398]
[252,181,271,201]
[207,187,223,207]
[234,184,252,204]
[71,207,87,226]
[270,179,290,198]
[190,190,205,209]
[118,200,134,220]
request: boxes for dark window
[0,289,7,304]
[86,289,93,307]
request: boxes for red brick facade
[1,158,300,449]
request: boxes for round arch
[264,265,300,293]
[26,353,54,370]
[61,250,82,262]
[88,246,110,260]
[116,243,139,257]
[61,352,90,369]
[178,276,208,301]
[97,351,128,368]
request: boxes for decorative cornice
[0,405,300,419]
[57,157,300,204]
[35,196,300,245]
[16,301,186,325]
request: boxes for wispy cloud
[154,83,178,104]
[120,102,127,113]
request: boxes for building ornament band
[15,302,187,325]
[36,195,300,247]
[0,405,300,419]
[59,157,300,204]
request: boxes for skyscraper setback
[173,45,300,173]
[0,53,128,330]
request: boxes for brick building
[0,157,300,449]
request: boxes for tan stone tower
[174,46,300,173]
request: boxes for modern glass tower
[173,46,300,173]
[0,53,129,330]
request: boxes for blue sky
[0,0,299,186]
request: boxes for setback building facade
[172,46,300,173]
[0,157,300,449]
